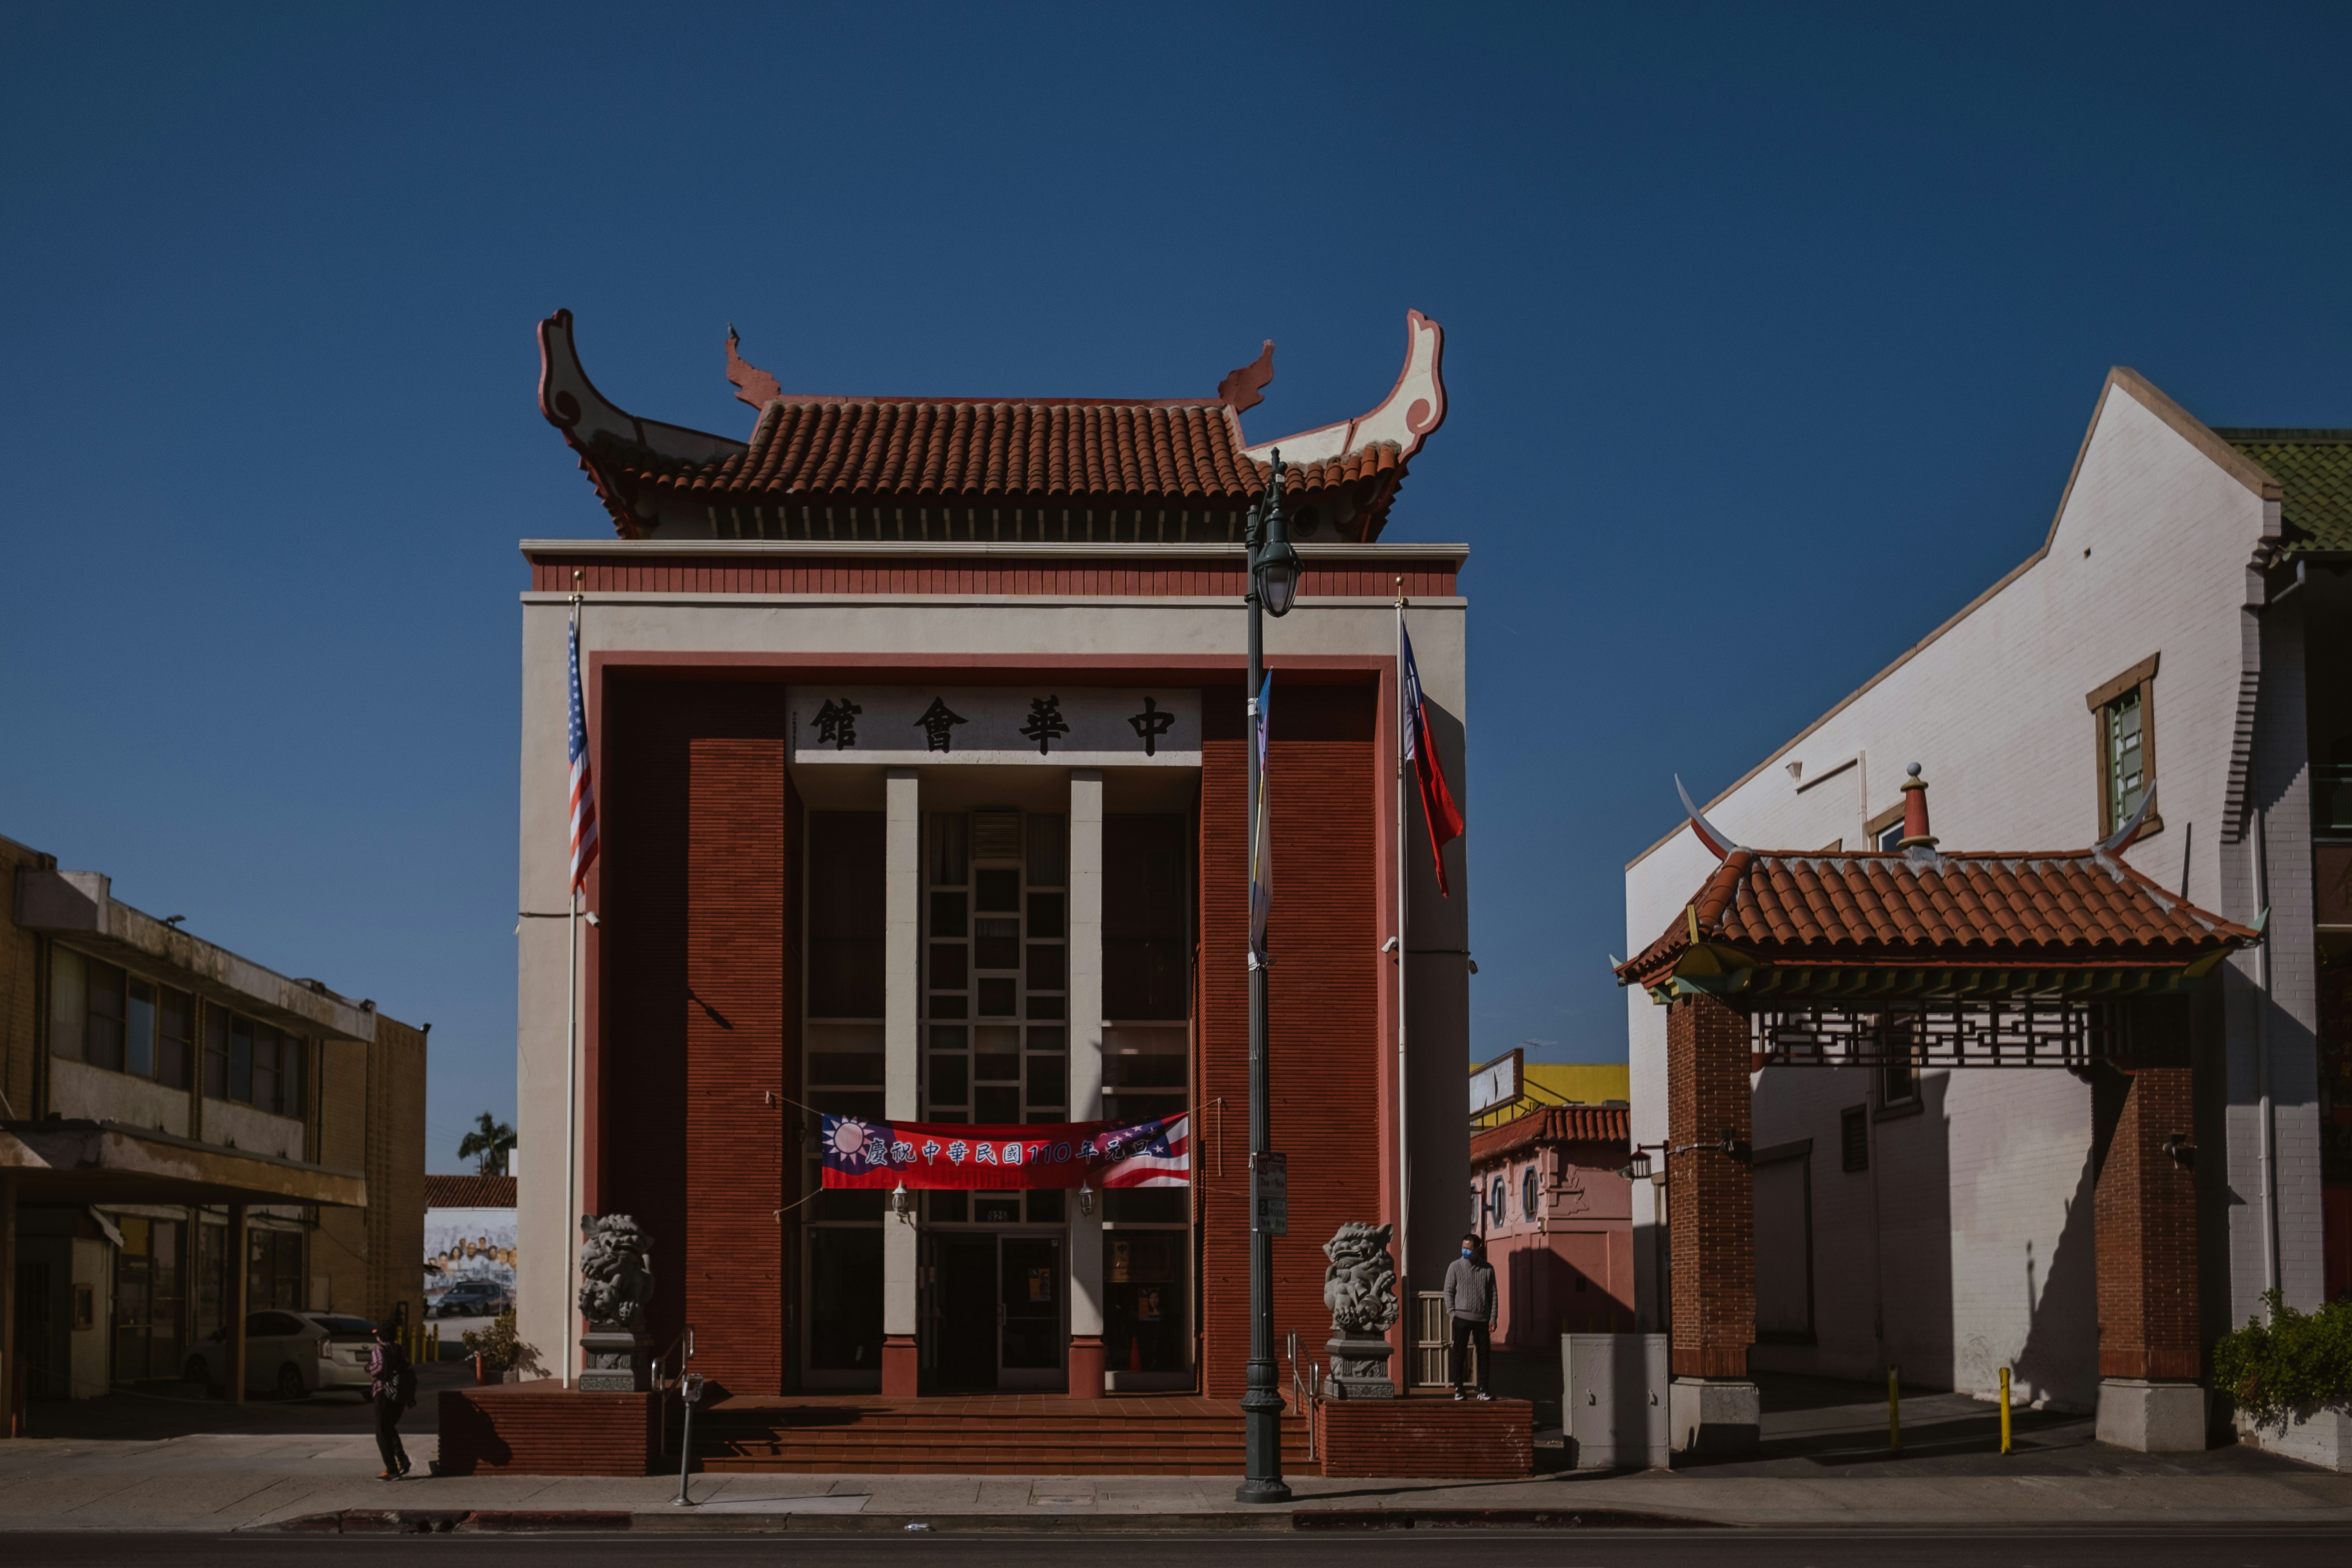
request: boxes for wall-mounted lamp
[889,1182,915,1220]
[2163,1133,2196,1168]
[1380,937,1398,954]
[585,911,601,927]
[1078,1181,1095,1218]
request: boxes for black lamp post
[1238,451,1298,1505]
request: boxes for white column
[883,769,921,1358]
[1068,770,1105,1346]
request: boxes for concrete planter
[2243,1408,2352,1472]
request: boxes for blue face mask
[1461,1247,1474,1258]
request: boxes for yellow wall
[1469,1059,1629,1127]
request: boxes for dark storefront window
[809,813,886,1017]
[1104,814,1190,1020]
[808,1228,883,1371]
[111,1215,185,1384]
[1104,1231,1185,1373]
[249,1228,305,1313]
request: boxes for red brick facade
[595,682,798,1384]
[684,739,791,1396]
[1200,681,1382,1399]
[1666,994,1754,1380]
[2094,1061,2200,1381]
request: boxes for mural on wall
[424,1206,518,1310]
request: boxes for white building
[1623,368,2348,1415]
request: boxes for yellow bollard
[1888,1366,1902,1456]
[1999,1366,2013,1455]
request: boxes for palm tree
[457,1112,517,1177]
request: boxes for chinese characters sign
[788,688,1198,766]
[820,1112,1191,1190]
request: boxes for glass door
[998,1235,1063,1389]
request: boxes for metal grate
[1413,1291,1451,1388]
[1751,999,2128,1070]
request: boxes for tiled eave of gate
[1618,844,2260,1006]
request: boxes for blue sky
[4,4,2348,1169]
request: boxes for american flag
[1099,1113,1191,1189]
[567,611,599,893]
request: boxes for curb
[278,1506,1717,1535]
[279,1511,633,1535]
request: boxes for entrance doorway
[926,1232,1064,1391]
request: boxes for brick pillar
[1666,994,1753,1380]
[2095,1063,2200,1381]
[686,739,788,1395]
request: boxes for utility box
[1563,1333,1669,1470]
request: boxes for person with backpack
[1444,1233,1498,1400]
[367,1320,416,1479]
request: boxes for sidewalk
[5,1367,2346,1534]
[2,1431,2349,1533]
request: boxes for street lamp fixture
[1251,451,1301,617]
[1236,449,1295,1506]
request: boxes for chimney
[1897,762,1938,851]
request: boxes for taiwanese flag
[1401,624,1465,894]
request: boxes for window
[1522,1165,1540,1220]
[86,959,126,1071]
[2104,689,2146,828]
[2088,653,2161,838]
[49,948,194,1090]
[1877,819,1906,852]
[1880,1062,1919,1109]
[1488,1175,1505,1230]
[1840,1105,1869,1172]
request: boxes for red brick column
[2095,1063,2199,1381]
[686,739,788,1396]
[1667,994,1753,1380]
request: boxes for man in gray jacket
[1443,1233,1497,1400]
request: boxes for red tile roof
[538,310,1427,542]
[1618,844,2258,995]
[595,400,1401,512]
[1471,1106,1631,1166]
[424,1174,516,1210]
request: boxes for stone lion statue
[577,1213,655,1329]
[1322,1221,1400,1337]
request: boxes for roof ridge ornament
[1675,774,1743,862]
[1239,309,1446,466]
[1218,340,1275,415]
[726,324,783,410]
[2097,783,2158,856]
[1897,763,1939,853]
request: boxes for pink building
[1468,1106,1636,1349]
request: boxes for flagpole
[1393,580,1411,1328]
[563,593,582,1392]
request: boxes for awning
[0,1120,367,1209]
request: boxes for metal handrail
[1285,1330,1317,1463]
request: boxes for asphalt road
[6,1532,2350,1566]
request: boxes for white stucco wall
[1623,372,2321,1400]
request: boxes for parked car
[429,1279,509,1318]
[184,1311,381,1401]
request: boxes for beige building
[1,830,426,1405]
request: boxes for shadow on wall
[1746,1065,1954,1389]
[2013,1135,2098,1412]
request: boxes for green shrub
[2213,1291,2352,1431]
[461,1310,525,1374]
